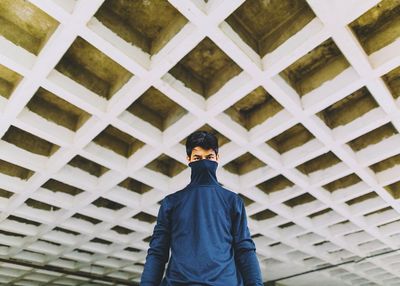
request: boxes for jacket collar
[188,159,220,186]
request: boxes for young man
[140,130,263,285]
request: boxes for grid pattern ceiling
[0,0,399,285]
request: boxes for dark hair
[185,130,219,157]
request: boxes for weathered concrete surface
[280,38,350,96]
[169,37,242,98]
[297,152,341,175]
[55,37,132,100]
[0,159,34,180]
[68,155,109,177]
[226,0,315,56]
[383,66,400,99]
[27,88,91,131]
[317,87,379,128]
[251,209,277,221]
[348,123,398,151]
[0,0,58,55]
[350,0,400,55]
[145,153,186,177]
[127,87,187,131]
[346,192,378,205]
[42,179,84,196]
[267,124,314,154]
[25,199,59,211]
[2,126,59,156]
[224,152,266,175]
[370,153,400,173]
[385,181,400,199]
[93,197,124,210]
[95,0,187,55]
[118,178,151,194]
[285,193,315,207]
[323,174,361,193]
[257,175,294,195]
[0,64,22,99]
[93,125,144,158]
[225,87,283,130]
[133,211,157,223]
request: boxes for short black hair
[185,130,219,157]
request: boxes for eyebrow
[194,154,214,157]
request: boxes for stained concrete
[297,152,341,175]
[369,153,400,173]
[0,159,34,180]
[169,37,242,98]
[54,227,79,236]
[318,87,379,129]
[55,37,132,100]
[385,181,400,199]
[133,212,157,223]
[348,123,398,152]
[91,238,112,245]
[238,193,254,206]
[118,178,151,194]
[309,208,332,218]
[27,88,91,131]
[112,225,134,235]
[68,155,109,177]
[0,64,23,99]
[280,38,350,96]
[284,193,316,207]
[226,0,315,57]
[257,175,294,195]
[223,152,266,175]
[346,192,378,205]
[2,125,59,156]
[42,179,84,196]
[93,197,124,211]
[25,199,59,211]
[145,153,187,177]
[127,87,187,131]
[267,124,315,154]
[0,189,12,199]
[8,215,40,226]
[72,213,101,225]
[0,0,58,55]
[349,0,400,55]
[93,125,144,158]
[323,174,361,193]
[382,66,400,99]
[95,0,187,55]
[250,209,277,221]
[224,86,283,130]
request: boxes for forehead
[191,146,215,155]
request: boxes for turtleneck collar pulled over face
[188,159,219,186]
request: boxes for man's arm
[140,196,171,285]
[232,195,263,286]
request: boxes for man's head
[186,130,219,164]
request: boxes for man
[140,130,263,285]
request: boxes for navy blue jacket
[140,159,263,285]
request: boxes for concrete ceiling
[0,0,399,285]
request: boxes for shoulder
[215,185,244,207]
[162,186,189,205]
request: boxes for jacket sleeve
[140,196,171,285]
[232,195,263,286]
